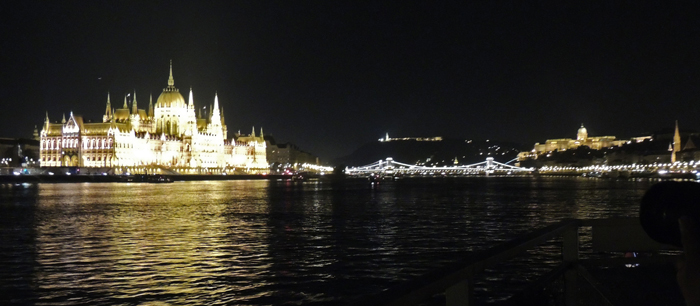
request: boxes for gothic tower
[672,120,681,163]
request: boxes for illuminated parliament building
[39,62,268,174]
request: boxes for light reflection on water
[0,177,653,305]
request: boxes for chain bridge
[345,157,534,176]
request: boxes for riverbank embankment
[0,174,292,183]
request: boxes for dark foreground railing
[350,218,673,306]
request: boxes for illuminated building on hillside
[39,62,268,174]
[378,133,442,142]
[517,124,649,161]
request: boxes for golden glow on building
[672,120,681,163]
[518,124,637,161]
[40,62,268,174]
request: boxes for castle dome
[577,124,588,140]
[155,60,186,108]
[578,125,587,135]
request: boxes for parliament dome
[156,89,186,108]
[155,60,186,108]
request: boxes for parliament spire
[211,92,221,125]
[105,93,111,115]
[168,59,174,87]
[188,87,194,108]
[104,93,112,122]
[132,90,138,114]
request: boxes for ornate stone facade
[39,62,268,174]
[517,124,640,161]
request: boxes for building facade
[266,138,319,167]
[39,62,268,174]
[0,138,39,169]
[518,124,646,161]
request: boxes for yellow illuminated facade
[518,124,640,160]
[40,62,268,174]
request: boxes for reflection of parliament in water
[39,62,268,174]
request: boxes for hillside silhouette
[334,139,526,167]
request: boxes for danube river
[0,177,655,305]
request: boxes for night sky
[2,1,700,161]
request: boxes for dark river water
[0,177,658,305]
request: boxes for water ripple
[0,177,651,305]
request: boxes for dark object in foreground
[640,181,700,247]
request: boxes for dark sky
[2,1,700,160]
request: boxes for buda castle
[517,124,650,161]
[39,62,268,174]
[533,124,628,153]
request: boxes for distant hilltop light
[379,133,442,142]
